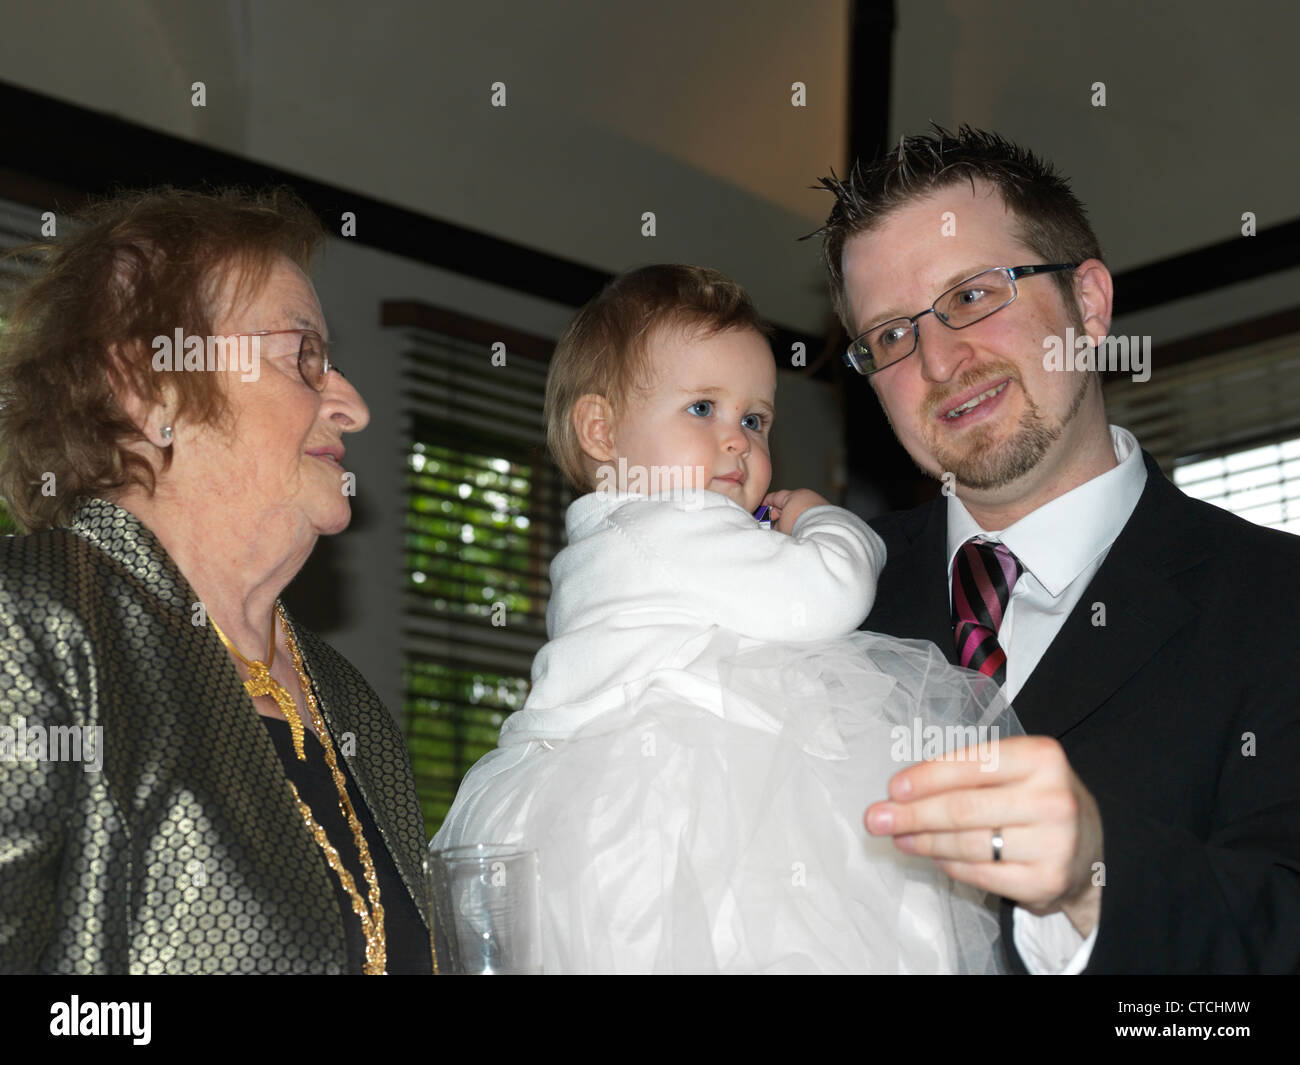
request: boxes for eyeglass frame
[842,263,1081,377]
[237,328,343,390]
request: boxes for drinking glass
[426,843,542,974]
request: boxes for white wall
[0,0,849,333]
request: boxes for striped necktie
[952,538,1023,686]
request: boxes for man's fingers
[866,785,1052,837]
[887,734,1063,800]
[932,858,1044,901]
[895,824,1049,863]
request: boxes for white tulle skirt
[433,631,1022,974]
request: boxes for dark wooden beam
[0,79,608,308]
[1149,304,1300,372]
[1112,220,1300,317]
[382,300,554,362]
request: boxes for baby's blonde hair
[544,264,771,492]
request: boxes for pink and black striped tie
[952,538,1023,686]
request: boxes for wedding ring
[991,828,1004,862]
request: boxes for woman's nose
[324,370,371,432]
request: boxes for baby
[433,264,1018,973]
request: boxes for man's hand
[864,735,1105,937]
[762,488,829,535]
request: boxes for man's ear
[572,393,618,463]
[1073,259,1114,349]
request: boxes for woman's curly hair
[0,185,324,531]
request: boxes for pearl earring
[160,425,173,444]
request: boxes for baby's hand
[762,488,830,535]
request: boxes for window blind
[397,321,570,835]
[1102,327,1300,474]
[1172,434,1300,535]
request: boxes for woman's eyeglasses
[240,329,342,390]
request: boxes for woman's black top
[260,716,432,974]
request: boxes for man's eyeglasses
[241,329,342,391]
[843,264,1080,376]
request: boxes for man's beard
[918,363,1092,492]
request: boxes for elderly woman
[0,187,431,974]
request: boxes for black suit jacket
[863,451,1300,974]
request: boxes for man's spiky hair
[810,123,1102,333]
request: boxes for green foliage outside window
[402,437,550,835]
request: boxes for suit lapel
[1012,455,1208,736]
[871,454,1210,740]
[1010,534,1192,736]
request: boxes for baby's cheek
[683,465,709,492]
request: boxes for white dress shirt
[945,425,1148,973]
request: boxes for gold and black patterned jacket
[0,498,431,973]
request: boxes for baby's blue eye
[687,400,713,417]
[741,413,764,431]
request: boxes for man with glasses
[817,125,1300,973]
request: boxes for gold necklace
[209,610,308,761]
[279,605,386,975]
[210,605,387,974]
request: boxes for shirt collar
[945,425,1148,597]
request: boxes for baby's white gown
[433,490,1021,973]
